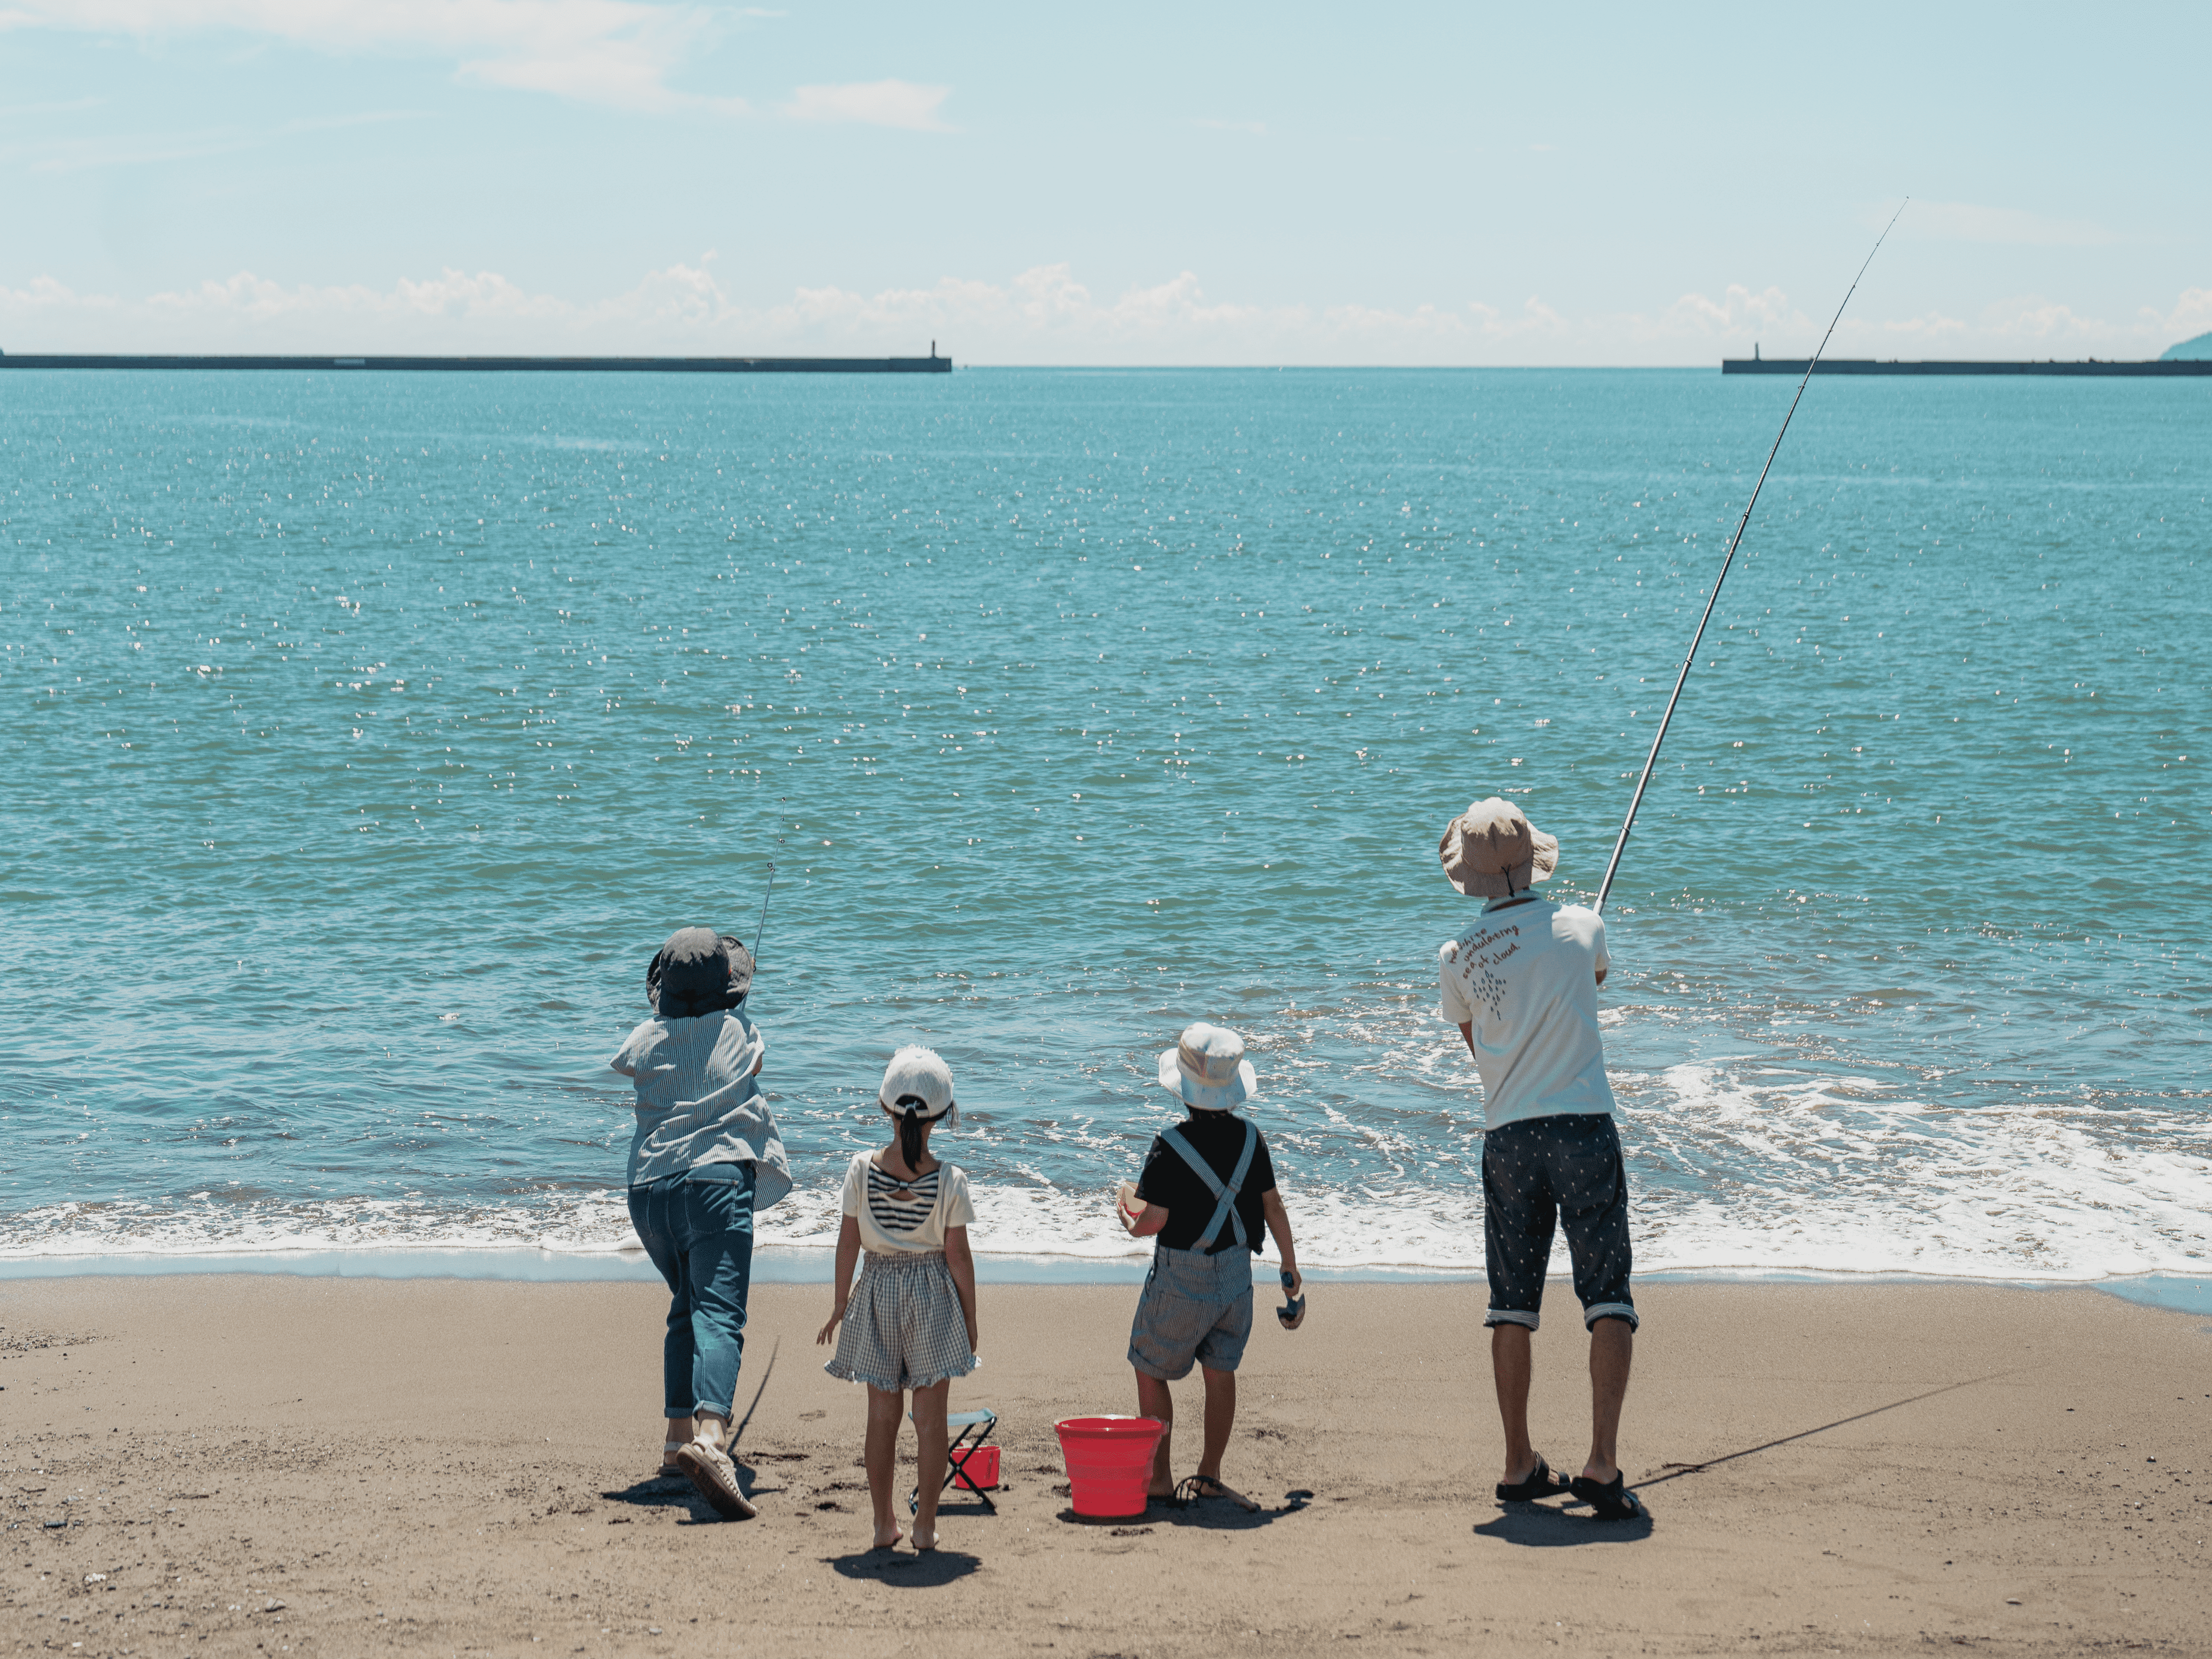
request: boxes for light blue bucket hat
[1157,1021,1258,1112]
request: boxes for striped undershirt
[865,1164,940,1236]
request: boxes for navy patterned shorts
[1481,1112,1637,1332]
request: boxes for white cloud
[2,108,424,174]
[1645,284,1806,339]
[0,0,743,114]
[2147,286,2212,341]
[780,79,950,131]
[8,264,2210,366]
[1847,289,2212,357]
[1,124,265,172]
[1897,200,2120,248]
[0,94,106,116]
[0,273,118,313]
[5,4,955,123]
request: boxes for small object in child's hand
[1277,1269,1306,1331]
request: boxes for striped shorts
[824,1249,978,1392]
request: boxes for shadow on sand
[601,1457,767,1525]
[1468,1372,2015,1547]
[1632,1372,2009,1494]
[1473,1496,1654,1547]
[1056,1488,1314,1533]
[922,1492,998,1520]
[827,1548,981,1586]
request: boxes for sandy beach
[3,1275,2206,1656]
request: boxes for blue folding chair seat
[907,1406,998,1514]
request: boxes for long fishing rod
[748,862,775,972]
[740,797,787,1005]
[1593,201,1908,916]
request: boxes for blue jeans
[627,1162,757,1421]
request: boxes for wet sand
[3,1275,2207,1656]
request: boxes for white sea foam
[6,1065,2205,1282]
[1621,1063,2212,1281]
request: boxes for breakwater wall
[0,353,952,374]
[1724,357,2211,377]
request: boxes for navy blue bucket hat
[646,927,755,1018]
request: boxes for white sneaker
[674,1440,757,1520]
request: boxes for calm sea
[1,367,2205,1283]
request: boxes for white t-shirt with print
[1438,895,1615,1132]
[840,1150,978,1255]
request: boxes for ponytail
[894,1095,928,1172]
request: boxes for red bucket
[1054,1415,1166,1519]
[949,1444,1000,1489]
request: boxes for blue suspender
[1158,1120,1258,1252]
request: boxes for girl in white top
[815,1046,980,1552]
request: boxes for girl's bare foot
[1176,1473,1261,1512]
[872,1521,904,1550]
[910,1524,938,1552]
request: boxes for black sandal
[1495,1455,1571,1502]
[1568,1471,1647,1521]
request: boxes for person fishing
[1429,216,1908,1527]
[1436,800,1644,1522]
[610,925,792,1521]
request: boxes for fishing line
[730,1337,780,1448]
[1593,200,1908,916]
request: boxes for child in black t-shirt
[1114,1021,1302,1511]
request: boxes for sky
[1,1,2208,364]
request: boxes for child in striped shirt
[816,1046,980,1552]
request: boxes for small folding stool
[907,1406,999,1515]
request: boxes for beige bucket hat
[1438,798,1559,898]
[1157,1021,1258,1112]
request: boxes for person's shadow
[827,1549,981,1586]
[1473,1495,1653,1546]
[1057,1489,1313,1532]
[602,1455,770,1525]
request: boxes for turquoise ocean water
[1,367,2205,1283]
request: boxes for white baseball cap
[878,1045,957,1121]
[1156,1021,1258,1112]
